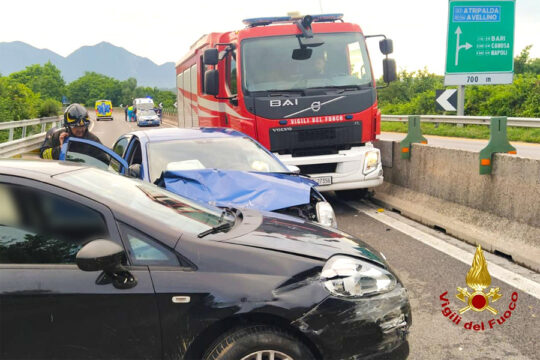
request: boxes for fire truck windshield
[242,32,372,93]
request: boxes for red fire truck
[175,14,396,196]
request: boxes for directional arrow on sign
[436,89,458,111]
[455,26,472,66]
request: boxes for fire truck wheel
[335,188,368,200]
[203,325,314,360]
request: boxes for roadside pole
[457,85,465,127]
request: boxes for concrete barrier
[373,140,540,271]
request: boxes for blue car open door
[59,137,129,175]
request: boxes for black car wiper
[197,222,233,238]
[197,207,236,238]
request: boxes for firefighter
[40,103,104,160]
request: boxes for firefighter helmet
[64,104,90,128]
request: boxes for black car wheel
[204,326,314,360]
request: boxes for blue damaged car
[59,127,337,227]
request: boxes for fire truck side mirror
[379,39,393,55]
[204,70,220,96]
[203,49,219,65]
[382,58,397,83]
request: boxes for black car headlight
[321,255,396,297]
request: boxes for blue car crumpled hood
[158,169,318,211]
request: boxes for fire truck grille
[298,128,336,142]
[269,122,363,157]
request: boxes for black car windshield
[147,137,288,183]
[242,32,372,92]
[56,168,226,234]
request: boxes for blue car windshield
[147,137,289,183]
[56,168,226,234]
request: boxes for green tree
[38,98,62,117]
[377,69,446,114]
[9,62,65,101]
[465,73,540,117]
[514,45,540,75]
[66,72,121,107]
[119,77,138,106]
[0,77,41,121]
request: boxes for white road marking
[348,201,540,300]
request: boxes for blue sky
[1,0,538,78]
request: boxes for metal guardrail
[1,113,538,158]
[381,115,540,128]
[0,116,62,158]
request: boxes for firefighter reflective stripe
[42,148,53,159]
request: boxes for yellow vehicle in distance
[95,99,113,121]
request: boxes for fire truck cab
[175,14,396,194]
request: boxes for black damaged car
[0,160,410,360]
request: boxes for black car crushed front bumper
[292,285,411,360]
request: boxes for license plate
[313,176,332,186]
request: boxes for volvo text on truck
[175,14,396,196]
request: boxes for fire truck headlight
[316,201,337,228]
[321,255,396,297]
[363,151,380,174]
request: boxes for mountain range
[0,41,175,89]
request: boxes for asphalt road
[89,109,174,147]
[326,197,540,360]
[379,132,540,160]
[92,115,540,360]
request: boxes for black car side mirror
[76,239,137,289]
[76,239,124,272]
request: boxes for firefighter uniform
[40,127,103,160]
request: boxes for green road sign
[445,0,515,85]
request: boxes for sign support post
[457,85,465,116]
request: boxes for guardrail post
[479,117,516,175]
[9,128,14,141]
[400,115,428,159]
[22,126,27,139]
